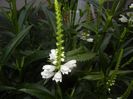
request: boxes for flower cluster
[119,3,133,26]
[106,79,115,92]
[41,0,77,83]
[41,49,76,83]
[80,32,94,42]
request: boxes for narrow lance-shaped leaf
[41,5,56,33]
[18,3,33,30]
[0,25,32,65]
[66,47,96,62]
[81,72,104,81]
[18,83,54,99]
[24,50,49,66]
[121,81,133,99]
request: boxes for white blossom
[42,65,55,72]
[87,38,94,42]
[60,65,71,75]
[119,15,128,23]
[41,65,55,79]
[49,49,57,62]
[129,3,133,8]
[41,49,77,82]
[64,60,76,69]
[52,71,62,82]
[41,71,54,79]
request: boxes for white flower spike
[119,15,128,23]
[52,71,62,82]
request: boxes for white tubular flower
[87,38,94,42]
[42,65,55,72]
[63,60,76,70]
[41,65,55,79]
[129,3,133,8]
[60,65,71,75]
[49,49,56,62]
[41,71,54,79]
[52,71,62,82]
[119,15,128,23]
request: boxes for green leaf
[82,22,98,34]
[123,47,133,58]
[121,80,133,99]
[81,72,104,80]
[41,5,56,33]
[122,38,133,48]
[18,83,54,99]
[100,33,112,51]
[66,52,96,62]
[18,3,33,30]
[109,70,133,76]
[121,57,133,68]
[66,47,96,62]
[66,47,84,56]
[24,50,49,66]
[0,85,16,91]
[0,25,32,65]
[111,0,125,16]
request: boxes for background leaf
[0,25,32,65]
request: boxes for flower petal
[41,71,54,79]
[42,65,55,72]
[52,71,62,83]
[60,65,71,75]
[63,60,77,69]
[49,49,56,61]
[119,15,128,23]
[87,38,94,42]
